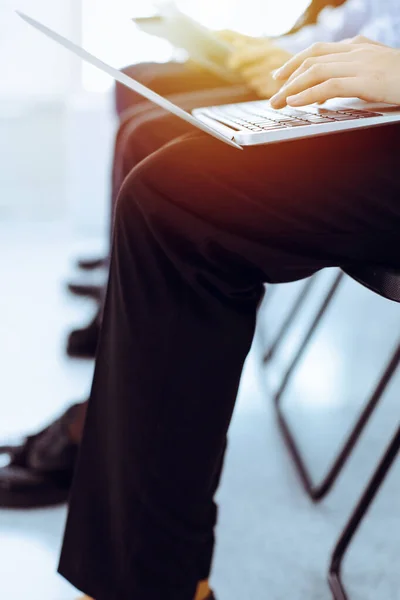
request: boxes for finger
[286,77,366,107]
[273,42,357,81]
[284,52,358,86]
[270,63,358,108]
[228,44,272,70]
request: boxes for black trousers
[115,61,238,117]
[59,82,400,599]
[111,62,251,240]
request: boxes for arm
[225,0,373,98]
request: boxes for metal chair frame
[269,269,400,502]
[259,266,400,597]
[329,386,400,599]
[271,270,348,500]
[262,276,318,364]
[275,324,399,501]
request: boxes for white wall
[0,0,80,100]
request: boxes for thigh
[119,124,400,283]
[112,86,255,205]
[115,61,233,117]
[118,85,254,165]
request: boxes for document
[133,3,242,84]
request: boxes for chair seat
[343,266,400,303]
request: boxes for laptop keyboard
[205,101,383,132]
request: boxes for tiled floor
[0,223,399,600]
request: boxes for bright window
[82,0,310,92]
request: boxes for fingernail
[273,67,285,80]
[270,97,285,109]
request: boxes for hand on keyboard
[270,39,400,108]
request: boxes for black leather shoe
[66,314,100,359]
[0,465,73,509]
[67,283,104,301]
[0,403,82,509]
[76,256,108,271]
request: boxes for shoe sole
[66,348,97,359]
[67,284,103,301]
[0,485,69,509]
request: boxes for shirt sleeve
[276,0,371,54]
[359,15,400,47]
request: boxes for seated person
[59,36,400,600]
[66,0,355,358]
[0,0,390,510]
[67,0,393,358]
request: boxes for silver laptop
[193,98,400,146]
[17,11,400,150]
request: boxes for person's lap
[111,60,253,216]
[117,114,400,275]
[112,85,254,205]
[59,116,400,600]
[112,65,400,272]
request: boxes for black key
[286,121,309,127]
[354,112,382,118]
[319,109,343,115]
[339,109,381,117]
[331,115,359,121]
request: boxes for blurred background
[0,0,308,227]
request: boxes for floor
[0,224,399,600]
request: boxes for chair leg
[276,342,400,501]
[263,276,317,364]
[275,271,345,404]
[272,270,344,500]
[329,423,400,600]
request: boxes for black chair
[258,275,317,365]
[261,275,318,364]
[329,417,400,600]
[272,267,400,502]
